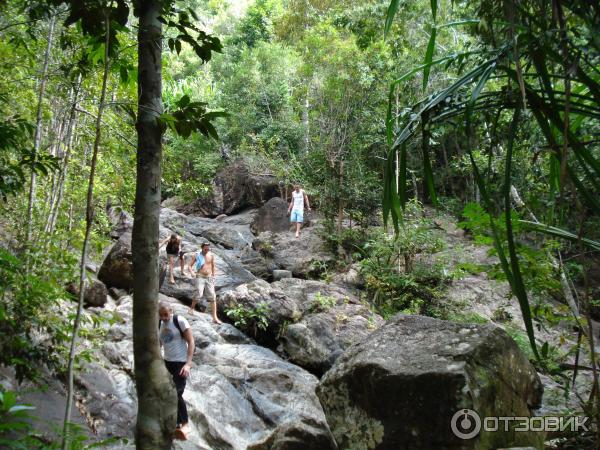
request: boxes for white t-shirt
[291,190,304,212]
[159,315,190,362]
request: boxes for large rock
[317,314,544,450]
[251,197,290,234]
[98,232,133,290]
[98,215,256,294]
[159,250,256,304]
[253,228,335,278]
[106,204,133,238]
[66,277,109,307]
[281,302,384,376]
[17,294,336,449]
[180,159,280,217]
[221,278,384,374]
[161,207,255,251]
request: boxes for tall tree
[61,14,111,450]
[25,12,56,250]
[132,1,176,448]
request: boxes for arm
[179,327,195,377]
[210,255,216,278]
[188,254,196,274]
[158,237,168,249]
[304,192,311,211]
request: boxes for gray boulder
[97,232,133,290]
[98,218,256,295]
[66,278,109,307]
[221,278,384,373]
[281,302,384,376]
[91,296,336,449]
[251,197,290,234]
[253,228,334,278]
[159,250,256,304]
[273,269,292,281]
[106,204,133,238]
[179,159,280,217]
[317,314,544,450]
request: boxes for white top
[159,315,190,362]
[291,190,304,212]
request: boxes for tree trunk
[46,76,82,236]
[25,13,56,247]
[337,160,344,236]
[302,87,310,154]
[61,15,110,450]
[133,2,176,448]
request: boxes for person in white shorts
[188,242,222,323]
[287,184,311,238]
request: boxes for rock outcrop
[317,314,544,450]
[221,278,384,374]
[97,231,133,290]
[66,277,109,307]
[85,294,337,449]
[179,159,280,217]
[252,227,334,278]
[251,197,290,234]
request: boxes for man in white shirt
[158,302,195,440]
[287,184,311,238]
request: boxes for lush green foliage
[225,301,270,337]
[359,201,448,318]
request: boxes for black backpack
[158,314,185,338]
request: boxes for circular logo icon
[451,409,481,440]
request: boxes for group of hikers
[157,184,310,440]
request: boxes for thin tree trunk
[303,88,310,154]
[45,91,75,234]
[337,160,344,236]
[46,75,82,235]
[25,13,56,246]
[61,15,110,450]
[133,2,176,448]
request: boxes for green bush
[225,301,270,337]
[359,201,449,319]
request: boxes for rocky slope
[2,177,582,449]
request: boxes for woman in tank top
[159,233,190,283]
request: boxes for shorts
[290,209,303,223]
[195,275,216,301]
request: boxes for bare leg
[295,222,301,238]
[169,255,175,283]
[179,256,186,276]
[211,301,222,324]
[188,299,197,315]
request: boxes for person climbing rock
[159,233,189,283]
[158,301,195,441]
[188,242,222,323]
[287,184,311,238]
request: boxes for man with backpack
[158,301,195,440]
[188,242,222,324]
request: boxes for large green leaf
[503,107,539,359]
[520,221,600,252]
[384,0,400,40]
[423,27,437,91]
